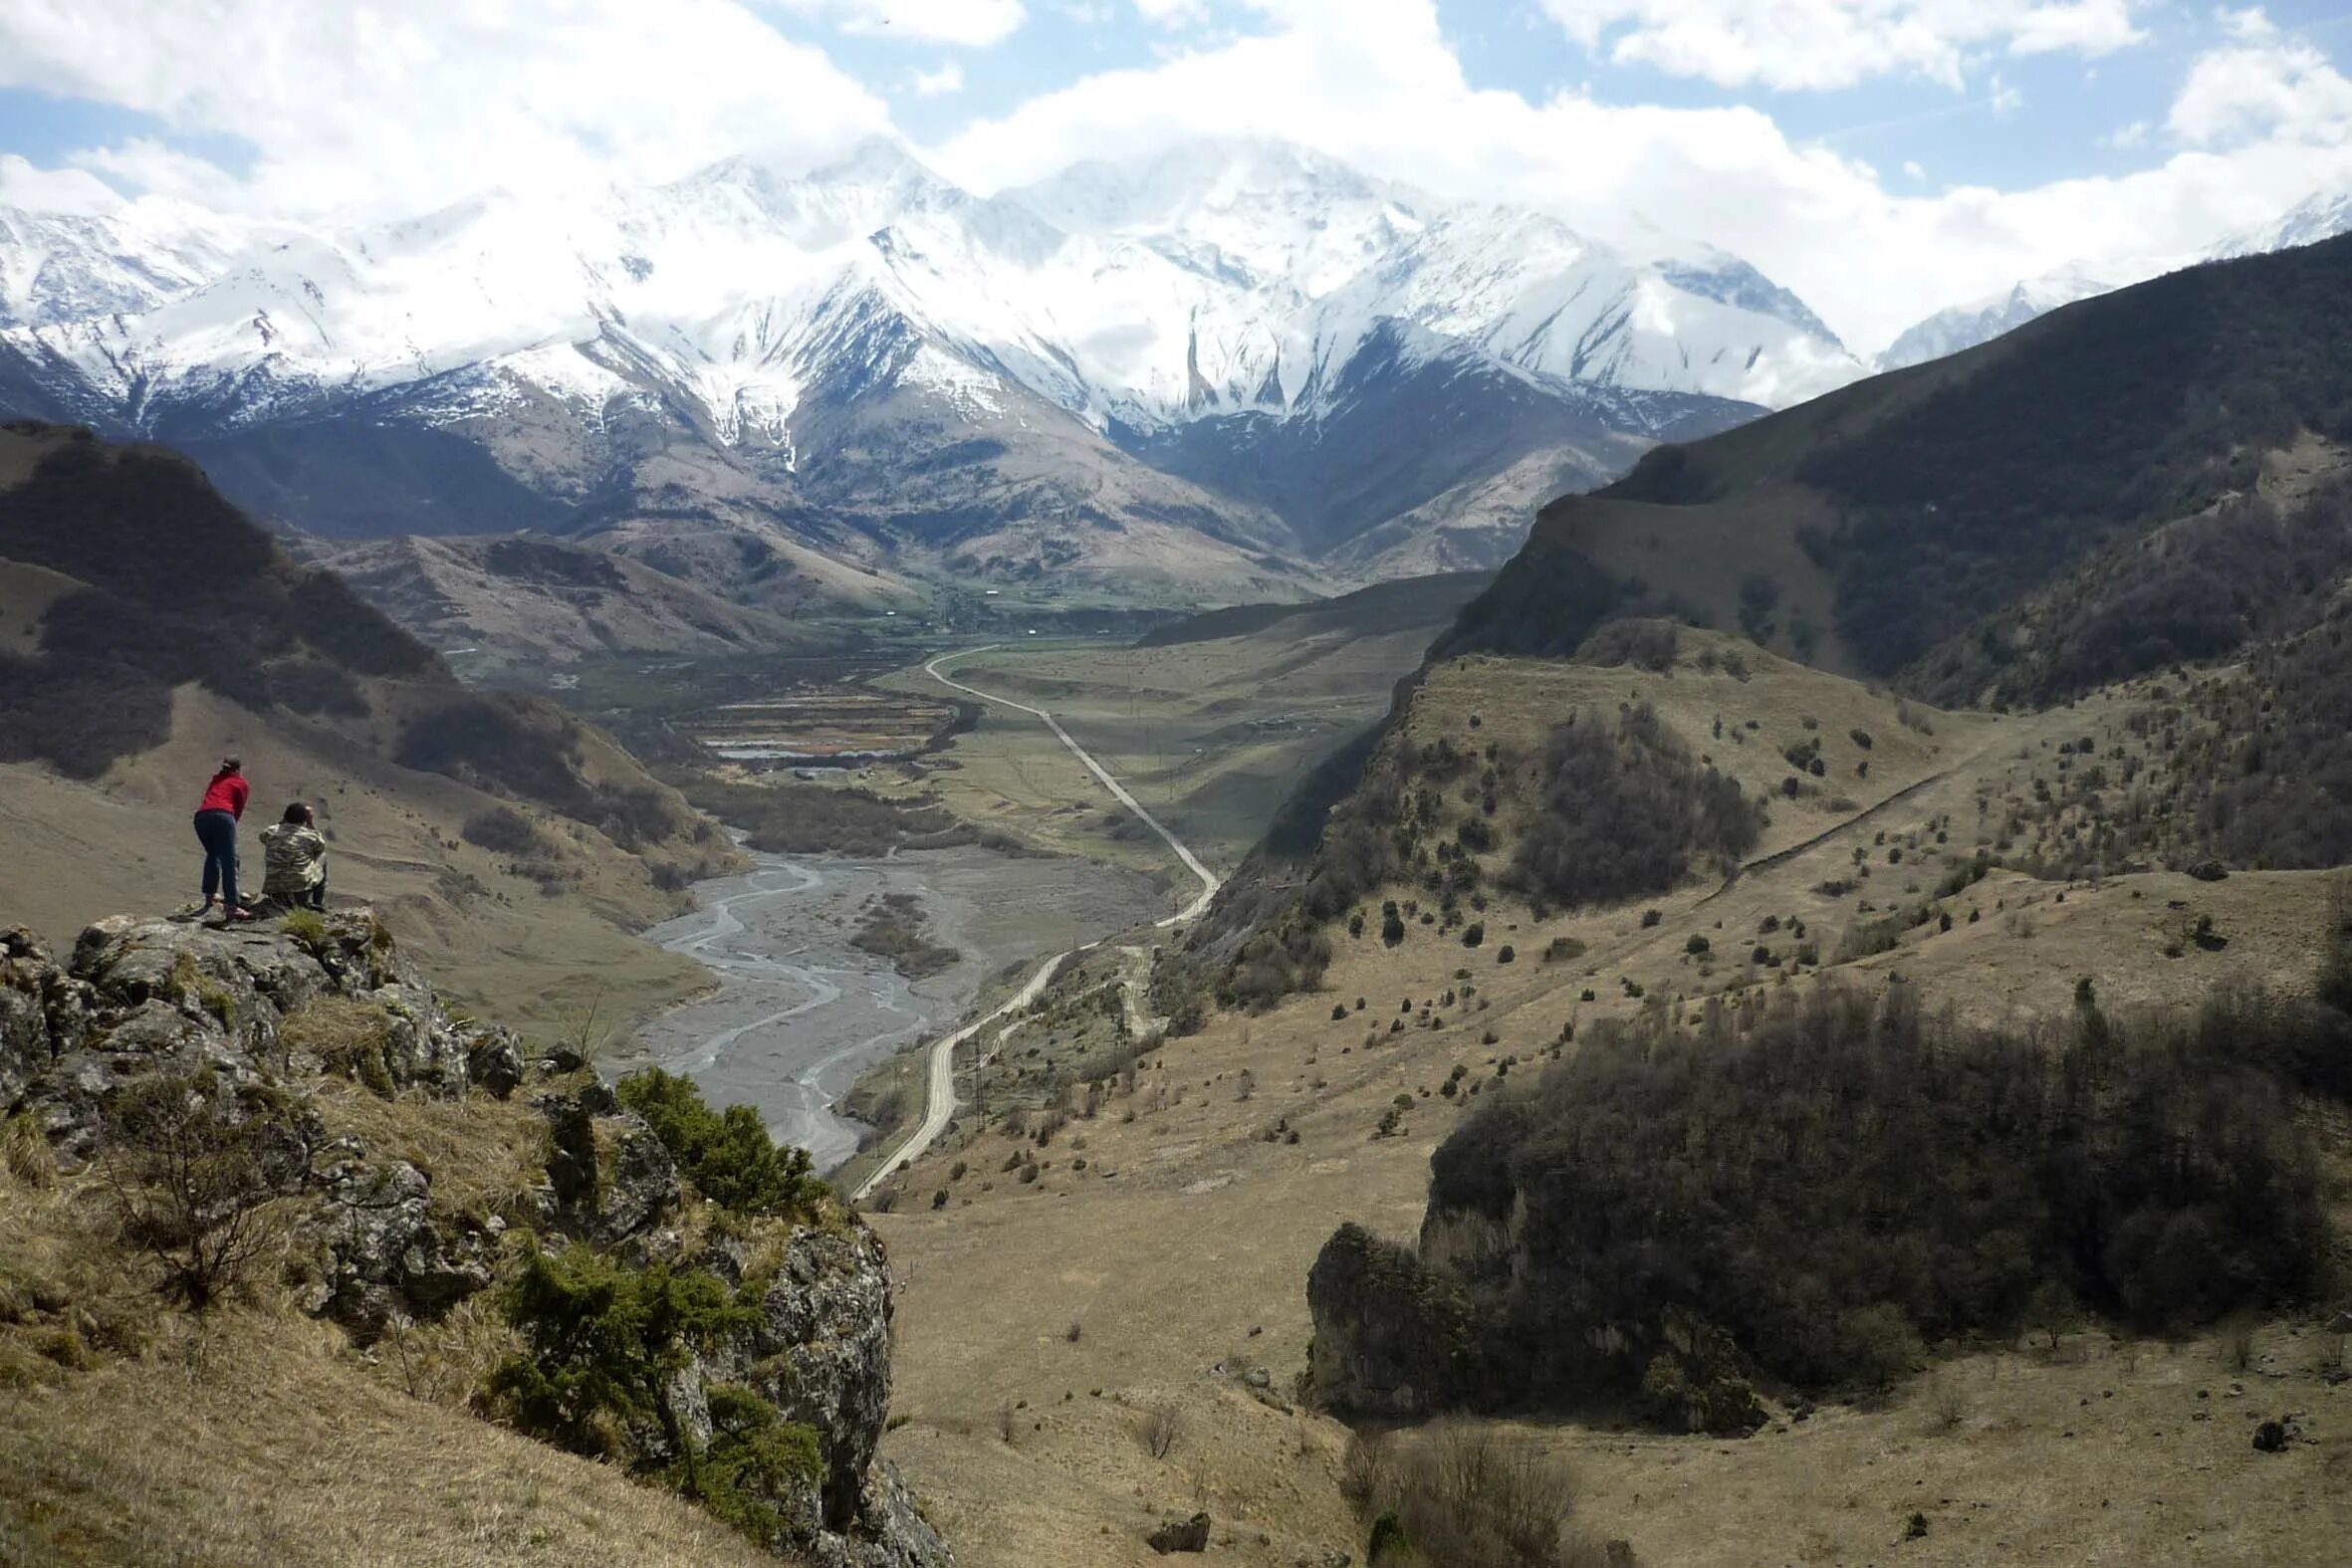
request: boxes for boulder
[301,1157,497,1341]
[1147,1513,1212,1554]
[540,1094,680,1246]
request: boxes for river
[624,841,1170,1173]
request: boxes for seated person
[259,802,329,911]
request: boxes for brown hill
[0,421,733,1026]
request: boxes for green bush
[488,1243,822,1547]
[615,1068,826,1218]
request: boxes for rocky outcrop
[681,1223,948,1568]
[1304,1223,1489,1417]
[1,913,517,1338]
[0,909,949,1566]
[1146,1512,1212,1553]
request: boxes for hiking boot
[170,900,213,922]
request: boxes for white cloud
[67,137,248,207]
[2103,117,2151,148]
[0,0,892,218]
[911,60,967,96]
[2218,6,2276,42]
[1132,0,1213,22]
[770,0,1027,46]
[935,0,2352,350]
[0,151,123,214]
[1903,158,1927,179]
[1536,0,2146,93]
[2169,35,2352,146]
[1990,75,2023,115]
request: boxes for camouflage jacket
[259,822,328,898]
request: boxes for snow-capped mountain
[1876,265,2115,372]
[1876,185,2352,372]
[0,137,1853,598]
[2211,188,2352,260]
[0,199,261,330]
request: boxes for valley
[623,840,1166,1175]
[6,81,2352,1568]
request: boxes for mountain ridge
[0,137,1847,597]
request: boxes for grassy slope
[865,633,2352,1568]
[0,1051,797,1568]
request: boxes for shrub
[615,1068,825,1218]
[1461,922,1486,949]
[102,1068,294,1309]
[1340,1420,1590,1568]
[1838,1303,1926,1394]
[1511,706,1764,911]
[462,804,546,856]
[1138,1404,1180,1459]
[488,1243,820,1545]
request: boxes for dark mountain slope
[1443,233,2352,696]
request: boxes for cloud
[1132,0,1213,22]
[770,0,1027,46]
[1535,0,2146,93]
[67,138,248,207]
[2103,117,2151,148]
[911,61,967,96]
[1903,158,1927,179]
[0,151,123,214]
[1990,75,2023,115]
[935,0,2352,350]
[2169,34,2352,146]
[0,0,892,217]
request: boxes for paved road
[850,646,1222,1200]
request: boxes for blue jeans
[194,809,239,909]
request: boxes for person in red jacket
[190,758,254,923]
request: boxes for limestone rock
[304,1157,497,1341]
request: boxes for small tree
[104,1069,291,1310]
[1838,1303,1925,1394]
[2021,1280,2082,1353]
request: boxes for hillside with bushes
[0,909,950,1565]
[1310,963,2348,1428]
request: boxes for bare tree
[1138,1403,1181,1459]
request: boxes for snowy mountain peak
[2212,188,2352,261]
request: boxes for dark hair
[219,757,242,774]
[281,801,314,825]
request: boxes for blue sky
[2,1,2348,347]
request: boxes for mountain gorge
[0,139,1845,598]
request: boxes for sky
[0,0,2348,350]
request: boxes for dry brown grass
[306,1076,549,1224]
[870,637,2352,1568]
[0,1308,792,1567]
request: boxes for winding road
[849,646,1222,1200]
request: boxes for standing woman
[191,757,253,923]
